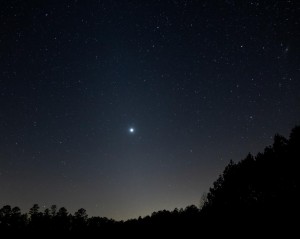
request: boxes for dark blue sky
[0,0,299,220]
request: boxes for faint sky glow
[0,0,299,220]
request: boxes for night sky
[0,0,299,220]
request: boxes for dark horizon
[0,0,299,220]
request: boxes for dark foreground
[1,126,299,236]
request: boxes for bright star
[129,128,135,133]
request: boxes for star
[129,128,135,133]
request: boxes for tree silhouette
[54,207,71,233]
[73,208,88,232]
[201,126,300,232]
[11,207,26,230]
[29,204,40,217]
[0,205,12,230]
[50,205,57,217]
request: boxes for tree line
[1,126,299,235]
[0,203,200,235]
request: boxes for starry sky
[0,0,299,220]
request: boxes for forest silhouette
[1,126,299,236]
